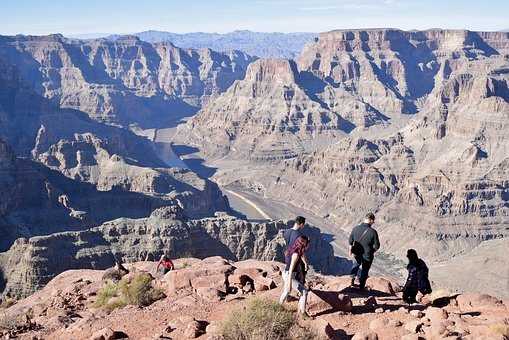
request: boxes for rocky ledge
[0,257,507,339]
[0,206,344,299]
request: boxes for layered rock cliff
[0,61,230,252]
[0,206,340,298]
[0,34,255,127]
[176,29,509,293]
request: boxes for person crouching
[403,249,432,304]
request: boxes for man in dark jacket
[348,213,380,289]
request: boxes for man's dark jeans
[350,255,372,289]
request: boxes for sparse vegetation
[0,297,16,309]
[178,261,191,269]
[94,273,165,312]
[489,324,509,337]
[0,312,20,331]
[221,298,322,340]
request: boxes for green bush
[119,273,165,307]
[221,298,321,340]
[94,273,164,312]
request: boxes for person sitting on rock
[402,249,432,304]
[279,235,310,315]
[156,253,175,275]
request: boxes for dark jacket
[283,228,303,248]
[403,259,432,294]
[348,223,380,261]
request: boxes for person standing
[279,235,310,315]
[283,216,310,273]
[349,213,380,289]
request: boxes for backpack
[351,228,369,257]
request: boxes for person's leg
[358,258,373,289]
[294,278,308,314]
[279,271,290,304]
[350,256,362,284]
[403,287,417,304]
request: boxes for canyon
[0,28,508,316]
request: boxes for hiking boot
[350,277,356,286]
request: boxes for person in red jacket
[156,253,174,274]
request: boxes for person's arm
[348,229,355,256]
[169,259,175,270]
[348,229,354,246]
[403,266,416,291]
[373,230,380,252]
[286,253,299,291]
[301,254,309,272]
[156,256,163,272]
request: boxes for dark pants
[350,256,372,288]
[403,287,418,304]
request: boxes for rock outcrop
[0,257,507,340]
[0,206,339,298]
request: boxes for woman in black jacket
[403,249,432,304]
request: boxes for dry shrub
[119,273,165,307]
[0,312,21,331]
[489,324,509,337]
[0,298,16,309]
[94,273,164,312]
[221,298,321,340]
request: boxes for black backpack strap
[357,228,370,243]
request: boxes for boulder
[404,320,424,333]
[400,335,425,340]
[366,277,396,295]
[183,320,208,339]
[352,330,378,340]
[398,306,409,314]
[165,264,234,295]
[425,306,449,323]
[409,310,424,318]
[229,273,254,287]
[196,287,224,302]
[388,319,403,327]
[421,289,455,307]
[309,318,335,339]
[456,293,504,312]
[205,321,221,336]
[90,328,115,340]
[369,318,389,331]
[254,276,276,291]
[307,290,353,316]
[191,274,228,293]
[89,328,128,340]
[425,320,456,339]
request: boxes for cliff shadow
[171,144,218,179]
[466,32,499,58]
